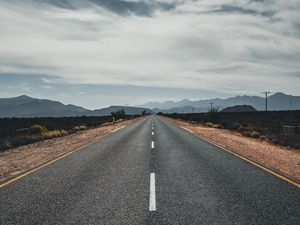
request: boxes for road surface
[0,116,299,225]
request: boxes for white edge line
[180,126,195,134]
[110,126,126,133]
[149,173,156,211]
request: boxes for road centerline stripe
[151,141,154,149]
[152,132,154,136]
[149,173,156,211]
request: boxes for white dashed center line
[152,132,154,136]
[151,141,154,149]
[149,173,156,211]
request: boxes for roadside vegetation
[162,110,300,148]
[0,113,145,152]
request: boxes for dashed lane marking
[149,173,156,211]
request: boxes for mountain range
[0,95,152,118]
[138,92,300,113]
[0,92,299,117]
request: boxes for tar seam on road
[0,125,127,188]
[149,173,156,211]
[179,125,300,188]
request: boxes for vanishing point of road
[1,116,299,225]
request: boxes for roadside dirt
[163,117,300,181]
[0,118,142,181]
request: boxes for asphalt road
[0,116,299,225]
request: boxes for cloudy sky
[0,0,299,109]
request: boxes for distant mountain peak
[271,92,288,97]
[16,95,32,99]
[139,92,300,112]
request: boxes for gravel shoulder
[0,118,142,181]
[163,117,300,181]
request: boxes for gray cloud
[0,0,299,105]
[0,73,228,108]
[36,0,177,16]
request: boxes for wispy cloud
[0,0,299,104]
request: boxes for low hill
[0,95,89,117]
[222,105,257,112]
[0,95,152,118]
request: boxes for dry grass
[43,130,68,139]
[163,117,300,181]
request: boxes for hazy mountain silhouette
[140,92,300,112]
[86,106,152,117]
[1,93,298,117]
[0,95,152,118]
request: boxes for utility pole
[261,91,272,111]
[209,102,213,112]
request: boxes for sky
[0,0,299,109]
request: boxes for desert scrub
[204,122,214,128]
[31,124,49,134]
[72,125,87,132]
[30,124,68,139]
[213,124,224,129]
[43,130,68,139]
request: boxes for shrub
[204,122,214,127]
[31,124,49,134]
[213,124,224,129]
[238,126,251,132]
[250,131,261,139]
[259,136,268,141]
[241,131,252,137]
[43,130,68,139]
[228,122,243,131]
[72,125,87,132]
[111,109,126,120]
[3,139,12,149]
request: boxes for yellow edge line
[179,125,300,188]
[0,126,126,188]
